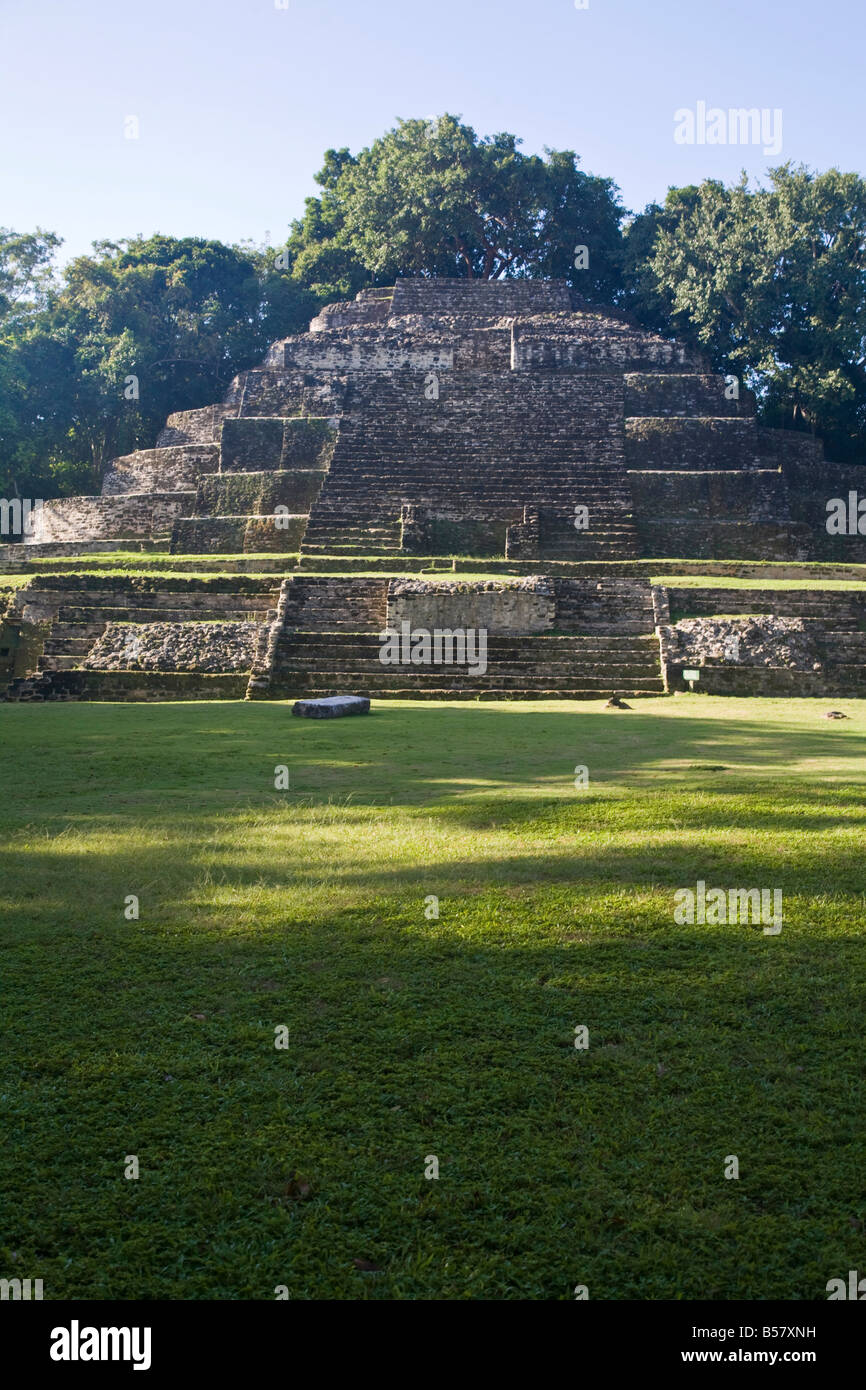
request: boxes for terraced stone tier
[102,445,219,495]
[27,493,195,545]
[5,670,250,702]
[259,632,665,701]
[4,578,280,676]
[219,416,336,473]
[625,417,762,471]
[169,515,307,555]
[194,470,326,517]
[665,587,866,623]
[624,373,755,418]
[157,404,237,447]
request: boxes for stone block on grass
[292,695,370,718]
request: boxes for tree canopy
[624,165,866,460]
[282,115,625,303]
[0,233,315,501]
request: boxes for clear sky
[2,0,864,262]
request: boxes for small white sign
[683,669,701,681]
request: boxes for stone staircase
[657,584,866,696]
[33,588,278,674]
[3,579,281,699]
[301,372,631,559]
[666,587,866,625]
[554,577,657,634]
[264,631,664,700]
[300,517,403,555]
[244,574,663,700]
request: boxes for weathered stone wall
[635,519,812,561]
[452,329,512,370]
[242,515,307,553]
[220,416,335,472]
[513,316,708,373]
[168,517,245,554]
[390,279,571,317]
[232,370,345,418]
[757,430,824,468]
[0,610,47,681]
[629,459,818,560]
[781,458,866,561]
[280,331,454,373]
[629,469,789,521]
[309,292,393,332]
[29,494,194,544]
[665,585,866,622]
[195,471,324,516]
[387,577,556,633]
[102,445,219,495]
[29,670,250,701]
[625,418,761,470]
[624,373,753,417]
[157,404,236,446]
[84,621,258,673]
[169,515,304,554]
[7,574,278,626]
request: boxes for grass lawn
[1,695,865,1300]
[654,575,866,591]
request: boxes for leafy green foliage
[625,166,866,460]
[302,115,625,301]
[0,235,318,501]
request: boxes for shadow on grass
[0,905,864,1301]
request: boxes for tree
[289,116,625,303]
[0,232,322,497]
[625,166,866,460]
[0,228,61,327]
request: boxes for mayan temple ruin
[3,277,866,701]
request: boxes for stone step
[38,654,81,671]
[56,606,272,625]
[268,687,663,701]
[278,632,660,650]
[279,667,664,687]
[41,636,95,655]
[280,663,662,681]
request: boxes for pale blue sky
[2,0,863,262]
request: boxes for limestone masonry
[2,279,865,701]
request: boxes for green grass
[1,696,865,1300]
[655,575,866,591]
